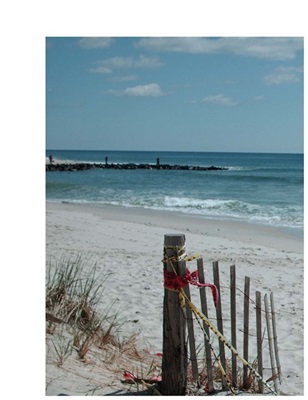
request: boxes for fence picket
[161,235,280,395]
[271,292,281,384]
[184,283,199,380]
[213,261,227,389]
[264,293,278,392]
[197,258,214,393]
[243,276,250,389]
[256,291,263,393]
[230,265,237,386]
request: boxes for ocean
[46,150,303,235]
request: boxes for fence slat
[270,292,281,384]
[161,234,280,395]
[243,276,250,389]
[197,258,214,393]
[230,265,237,386]
[162,234,187,395]
[213,261,227,389]
[256,291,263,393]
[264,294,278,392]
[184,283,199,380]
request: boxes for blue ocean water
[46,150,303,234]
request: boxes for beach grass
[46,255,128,358]
[46,255,164,395]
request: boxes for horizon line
[46,148,304,155]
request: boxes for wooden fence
[162,234,281,395]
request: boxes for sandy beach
[46,201,303,396]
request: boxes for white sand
[46,202,303,396]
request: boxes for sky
[46,37,303,154]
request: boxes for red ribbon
[164,269,219,308]
[123,371,162,383]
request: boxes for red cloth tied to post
[164,269,219,308]
[122,371,162,384]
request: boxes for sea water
[46,150,303,235]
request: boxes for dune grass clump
[46,255,124,364]
[46,255,164,396]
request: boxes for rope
[179,289,277,395]
[163,244,217,307]
[162,244,277,395]
[163,251,233,393]
[190,298,237,395]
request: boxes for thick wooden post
[162,234,187,395]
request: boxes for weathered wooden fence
[162,234,281,395]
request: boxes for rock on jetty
[46,163,228,172]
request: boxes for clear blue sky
[46,37,303,153]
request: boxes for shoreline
[46,200,304,395]
[46,201,303,253]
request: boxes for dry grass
[46,255,162,395]
[46,255,121,348]
[184,352,277,396]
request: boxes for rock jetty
[46,163,228,172]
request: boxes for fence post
[213,261,227,389]
[184,283,199,381]
[230,265,237,386]
[264,293,278,393]
[197,258,214,393]
[256,291,263,393]
[161,234,187,395]
[243,276,250,389]
[271,292,281,384]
